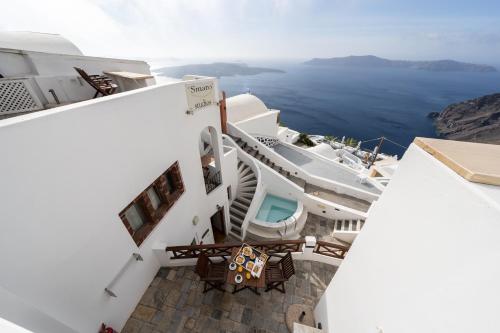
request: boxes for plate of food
[246,261,254,271]
[235,274,243,284]
[229,262,237,271]
[242,246,252,257]
[235,255,245,265]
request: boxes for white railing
[337,149,364,171]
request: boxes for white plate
[235,274,243,284]
[229,263,237,271]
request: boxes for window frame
[119,161,185,246]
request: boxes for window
[119,161,185,246]
[146,187,162,210]
[165,173,176,194]
[123,203,147,231]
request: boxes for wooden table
[226,248,266,295]
[103,71,154,91]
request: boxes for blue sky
[2,0,500,63]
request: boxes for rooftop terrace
[122,214,347,333]
[122,261,336,333]
[271,144,381,194]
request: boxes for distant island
[304,55,497,73]
[157,62,285,78]
[430,92,500,144]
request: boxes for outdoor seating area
[122,239,345,333]
[74,67,118,98]
[194,243,296,297]
[122,260,336,333]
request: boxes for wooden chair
[265,251,295,293]
[195,254,228,293]
[74,67,118,98]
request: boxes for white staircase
[229,160,258,239]
[332,219,365,243]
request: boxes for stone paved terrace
[122,260,337,333]
[300,213,353,246]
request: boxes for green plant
[324,135,338,142]
[298,133,315,147]
[345,137,358,147]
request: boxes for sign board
[185,81,216,112]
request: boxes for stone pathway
[300,213,352,246]
[122,260,337,333]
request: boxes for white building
[314,138,500,333]
[1,32,499,333]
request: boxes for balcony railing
[166,239,306,259]
[166,239,349,260]
[204,169,222,194]
[313,240,349,259]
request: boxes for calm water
[255,194,297,222]
[218,64,500,156]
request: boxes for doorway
[210,208,226,243]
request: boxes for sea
[216,63,500,156]
[151,59,500,157]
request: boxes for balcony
[121,238,348,333]
[204,168,222,194]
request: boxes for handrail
[313,240,349,259]
[166,239,350,261]
[204,170,222,194]
[166,239,306,259]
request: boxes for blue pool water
[256,194,297,223]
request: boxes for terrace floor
[300,213,352,246]
[122,260,337,333]
[304,184,371,212]
[272,143,381,194]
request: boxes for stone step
[230,207,246,220]
[230,203,248,215]
[239,186,256,193]
[232,200,249,211]
[235,196,252,206]
[240,192,255,199]
[241,179,257,187]
[239,168,253,179]
[230,215,243,227]
[230,227,242,237]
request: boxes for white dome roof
[226,93,269,123]
[0,32,83,56]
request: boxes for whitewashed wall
[233,110,279,137]
[0,79,234,332]
[314,143,500,333]
[0,48,152,106]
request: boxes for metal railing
[204,170,222,194]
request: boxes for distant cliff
[304,55,497,73]
[157,62,284,78]
[432,93,500,144]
